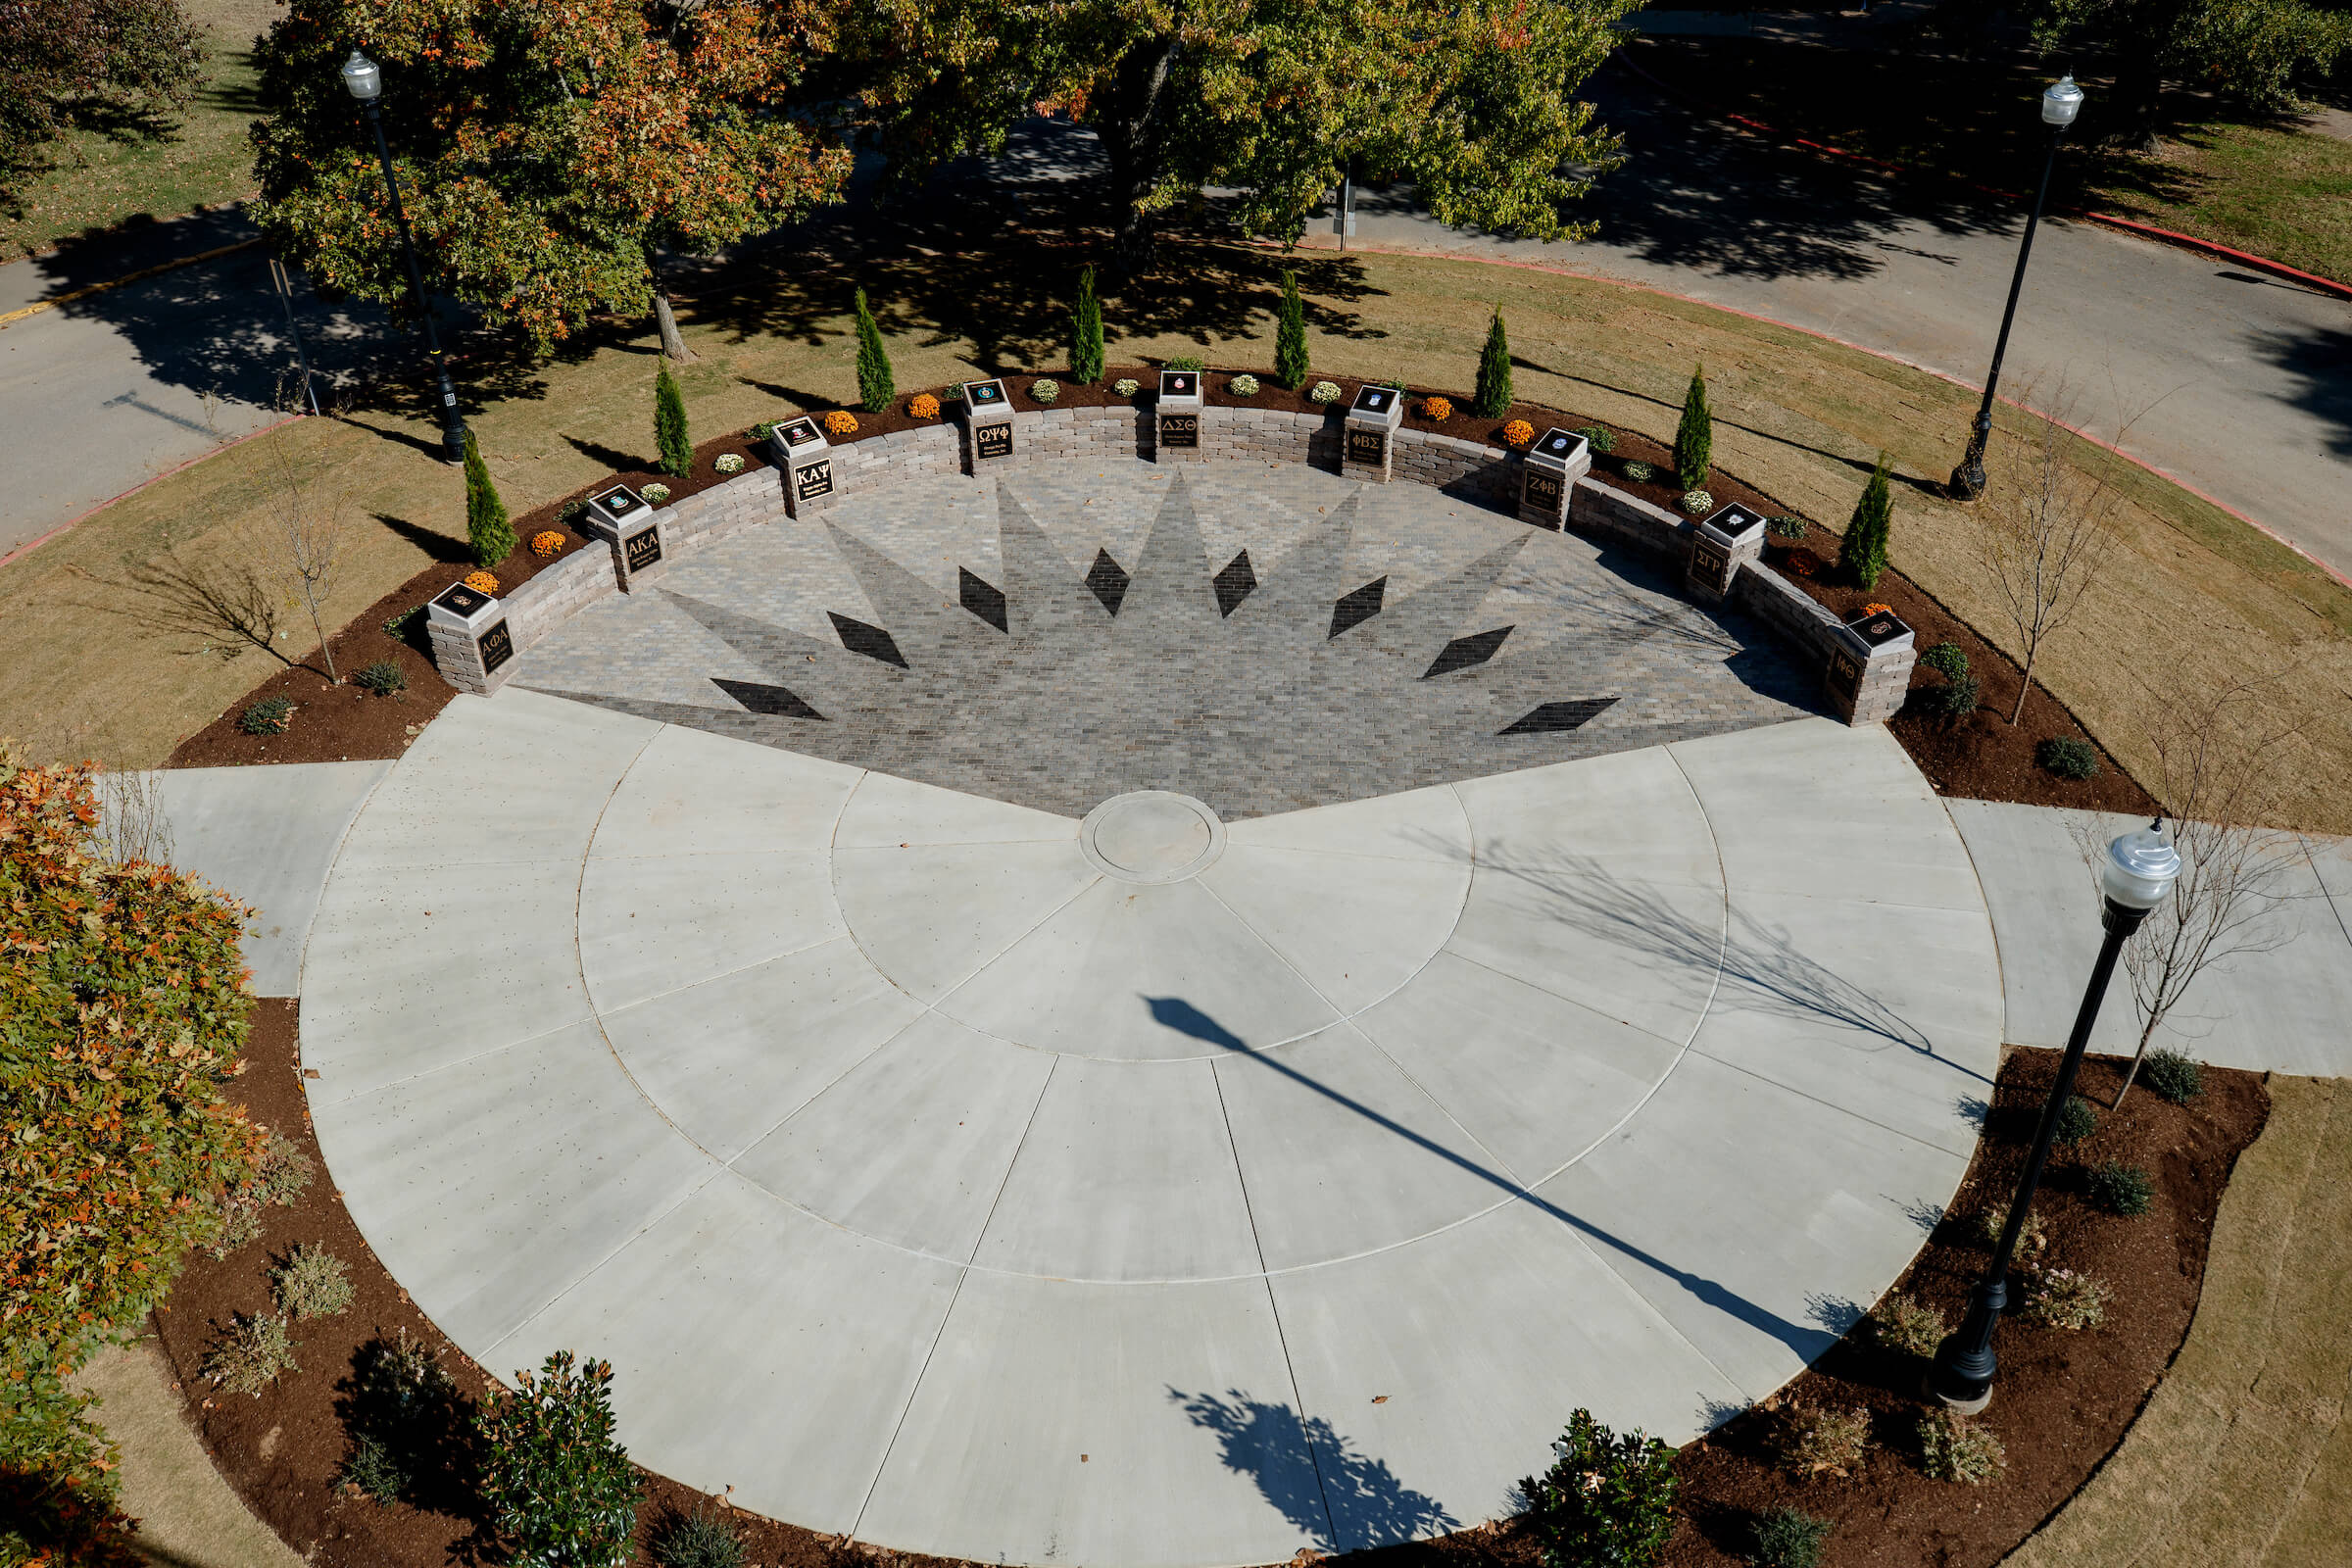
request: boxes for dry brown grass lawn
[2001,1075,2352,1568]
[3,245,2346,830]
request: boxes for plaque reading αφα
[796,459,834,502]
[1160,414,1199,449]
[976,421,1013,460]
[1346,427,1387,466]
[625,527,663,573]
[1524,471,1562,509]
[479,619,514,673]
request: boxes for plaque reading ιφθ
[976,421,1013,460]
[796,460,834,502]
[1346,427,1387,466]
[625,527,663,573]
[1160,414,1198,449]
[479,619,514,673]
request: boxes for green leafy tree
[853,287,895,413]
[477,1351,643,1568]
[654,363,693,478]
[1071,265,1105,383]
[1673,365,1713,492]
[1840,452,1894,590]
[1273,269,1310,389]
[463,433,515,565]
[248,0,851,355]
[2009,0,2350,148]
[845,0,1633,271]
[0,0,205,211]
[1519,1408,1680,1568]
[1472,305,1512,417]
[1,747,264,1565]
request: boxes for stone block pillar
[1519,428,1592,529]
[769,416,844,517]
[425,580,515,695]
[1686,501,1767,603]
[1825,608,1917,725]
[580,485,668,593]
[961,378,1015,471]
[1342,385,1405,482]
[1154,369,1203,463]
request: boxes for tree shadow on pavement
[1169,1388,1457,1554]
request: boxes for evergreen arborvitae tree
[654,361,692,477]
[1472,305,1511,417]
[1840,452,1894,590]
[464,433,515,566]
[1673,365,1713,492]
[1274,270,1309,389]
[1071,266,1105,383]
[854,288,896,412]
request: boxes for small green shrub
[1520,1407,1678,1568]
[1166,354,1204,372]
[1775,1405,1871,1479]
[272,1244,355,1321]
[2023,1265,2111,1330]
[1577,424,1616,455]
[1765,514,1807,542]
[1748,1506,1833,1568]
[2053,1094,2098,1148]
[1978,1202,2047,1256]
[1919,642,1968,681]
[1679,489,1715,515]
[2143,1049,2205,1104]
[2089,1160,2155,1217]
[1623,460,1655,482]
[1915,673,1980,720]
[340,1431,408,1503]
[1917,1409,2005,1484]
[2037,737,2102,780]
[478,1351,642,1568]
[355,661,406,697]
[1869,1292,1946,1357]
[1029,378,1059,404]
[240,697,295,735]
[652,1502,749,1568]
[204,1312,297,1398]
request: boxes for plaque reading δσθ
[479,619,514,673]
[1524,470,1562,509]
[1160,414,1198,448]
[1346,427,1387,466]
[976,421,1013,460]
[625,527,663,573]
[796,459,834,502]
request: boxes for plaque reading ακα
[976,421,1013,460]
[796,460,834,502]
[625,528,663,573]
[479,619,514,673]
[1346,427,1387,466]
[1160,414,1199,448]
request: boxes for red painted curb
[0,413,307,569]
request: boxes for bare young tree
[266,442,349,683]
[1976,396,2123,724]
[2078,675,2305,1107]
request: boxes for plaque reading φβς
[976,421,1013,460]
[796,460,834,502]
[1346,427,1387,466]
[479,619,514,673]
[1160,414,1198,448]
[625,528,663,573]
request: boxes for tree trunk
[1095,34,1183,278]
[652,288,696,363]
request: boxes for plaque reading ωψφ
[479,619,514,674]
[625,527,663,574]
[1160,414,1199,449]
[1524,471,1562,509]
[796,460,834,502]
[1346,428,1387,466]
[976,421,1013,460]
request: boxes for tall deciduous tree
[845,0,1632,272]
[0,0,205,210]
[248,0,852,356]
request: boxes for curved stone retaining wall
[433,402,1910,722]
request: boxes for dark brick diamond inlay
[1424,625,1514,679]
[1500,698,1620,735]
[959,567,1009,633]
[1329,576,1388,640]
[711,678,826,719]
[829,612,909,668]
[1087,549,1131,615]
[1212,551,1256,618]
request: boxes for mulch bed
[168,368,2156,815]
[158,1014,2267,1568]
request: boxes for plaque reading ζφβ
[479,618,514,673]
[976,421,1013,460]
[1524,470,1562,510]
[1160,414,1199,448]
[1346,427,1387,466]
[796,459,834,502]
[625,527,663,573]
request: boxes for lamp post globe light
[341,50,471,465]
[1929,816,2180,1412]
[1946,74,2084,502]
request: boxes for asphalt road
[2,64,2346,578]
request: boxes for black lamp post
[1946,74,2083,502]
[1929,817,2181,1412]
[340,50,470,465]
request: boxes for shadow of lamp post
[340,49,471,466]
[1929,816,2180,1412]
[1946,74,2083,502]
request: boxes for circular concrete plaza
[301,460,2000,1568]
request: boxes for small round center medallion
[1080,791,1226,884]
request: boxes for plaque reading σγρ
[1160,414,1199,448]
[479,619,514,673]
[976,421,1013,460]
[1346,427,1387,466]
[625,527,663,574]
[796,459,834,502]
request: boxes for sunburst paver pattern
[302,460,2001,1568]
